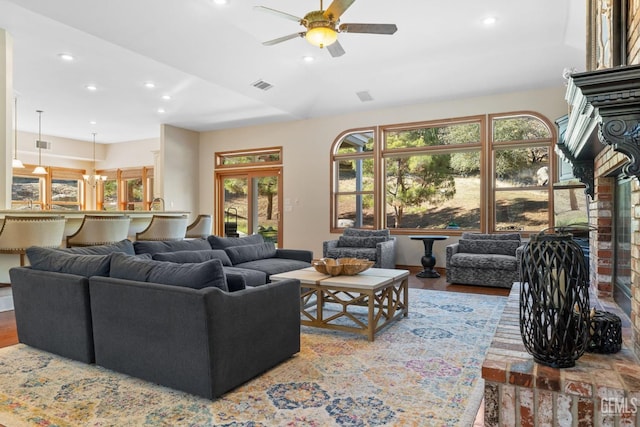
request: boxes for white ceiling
[0,0,586,143]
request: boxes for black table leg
[417,238,440,278]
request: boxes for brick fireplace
[482,63,640,425]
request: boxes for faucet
[27,199,33,210]
[152,197,165,211]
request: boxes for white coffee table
[270,267,409,341]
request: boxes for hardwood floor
[0,310,17,349]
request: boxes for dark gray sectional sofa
[10,235,310,399]
[133,234,313,290]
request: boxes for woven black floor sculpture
[519,230,590,368]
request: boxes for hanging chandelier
[83,132,107,187]
[12,97,24,168]
[32,110,47,175]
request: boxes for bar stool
[185,214,213,239]
[66,215,131,247]
[0,216,66,266]
[135,215,188,241]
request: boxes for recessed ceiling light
[157,108,165,114]
[161,94,171,100]
[144,82,156,89]
[213,0,228,5]
[58,53,74,61]
[482,16,497,26]
[85,84,97,91]
[303,55,315,63]
[89,120,97,125]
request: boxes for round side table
[409,235,449,278]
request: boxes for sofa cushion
[225,242,277,265]
[337,235,387,248]
[110,252,228,291]
[58,239,135,255]
[152,249,233,266]
[449,252,517,271]
[207,234,264,250]
[223,266,267,288]
[26,246,112,277]
[458,239,520,256]
[233,259,311,279]
[326,247,376,261]
[461,232,521,242]
[133,238,211,255]
[343,228,390,238]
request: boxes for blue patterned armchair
[322,228,397,269]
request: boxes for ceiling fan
[254,0,397,57]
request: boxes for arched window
[490,112,555,232]
[330,129,376,230]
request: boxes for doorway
[215,169,282,246]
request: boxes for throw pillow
[224,242,277,264]
[26,246,112,277]
[457,239,521,256]
[58,239,135,255]
[133,238,211,255]
[337,235,387,248]
[207,234,264,250]
[343,228,390,238]
[461,233,521,242]
[152,249,233,266]
[110,252,228,291]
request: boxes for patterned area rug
[0,289,506,426]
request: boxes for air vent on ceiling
[251,79,274,91]
[356,91,374,102]
[35,140,51,150]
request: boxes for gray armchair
[445,232,524,288]
[323,228,396,269]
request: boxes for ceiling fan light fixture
[305,26,337,48]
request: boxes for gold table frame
[271,268,409,341]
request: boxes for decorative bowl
[312,258,374,276]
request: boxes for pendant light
[82,132,107,187]
[12,97,24,168]
[32,110,47,175]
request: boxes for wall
[199,86,569,262]
[162,124,199,222]
[100,137,158,170]
[1,30,12,209]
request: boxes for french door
[215,168,282,247]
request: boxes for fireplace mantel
[556,64,640,197]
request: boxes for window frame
[330,127,379,232]
[329,111,559,236]
[489,111,556,233]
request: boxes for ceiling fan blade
[339,23,398,35]
[327,40,346,57]
[262,33,304,46]
[324,0,356,21]
[254,6,302,23]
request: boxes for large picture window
[330,112,557,234]
[382,119,483,230]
